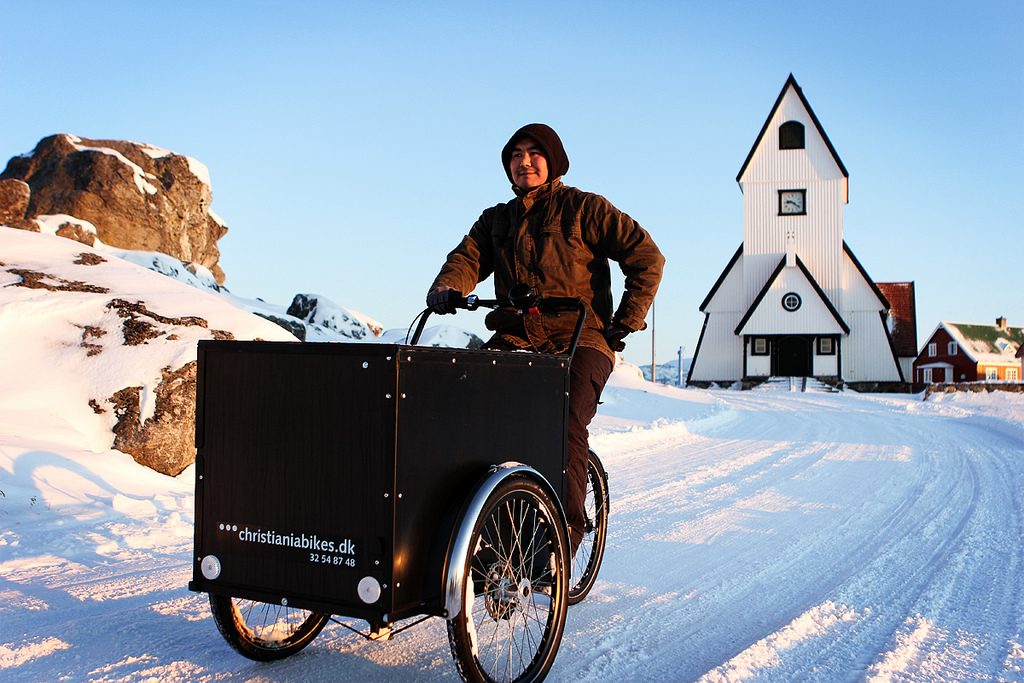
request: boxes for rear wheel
[568,450,609,605]
[447,476,569,682]
[209,594,329,661]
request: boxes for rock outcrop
[287,293,383,339]
[109,362,199,477]
[0,179,30,225]
[1,134,228,283]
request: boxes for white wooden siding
[898,357,914,380]
[741,178,845,304]
[689,313,744,382]
[840,248,886,312]
[747,351,771,377]
[813,352,839,376]
[703,252,745,313]
[842,311,902,381]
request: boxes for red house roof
[876,282,917,357]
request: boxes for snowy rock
[1,134,228,283]
[286,293,383,340]
[109,361,211,477]
[0,227,294,477]
[0,178,30,224]
[255,312,308,340]
[378,324,484,349]
[114,249,222,293]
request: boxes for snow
[0,227,296,454]
[32,213,101,241]
[111,249,222,293]
[379,323,482,348]
[2,227,1023,681]
[138,143,174,159]
[184,156,211,187]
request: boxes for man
[426,123,664,554]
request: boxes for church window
[818,337,835,355]
[779,121,805,149]
[752,337,769,355]
[781,292,802,312]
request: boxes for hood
[501,123,570,186]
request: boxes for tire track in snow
[859,420,1024,681]
[563,391,1024,682]
[567,394,934,680]
[705,406,995,682]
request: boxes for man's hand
[426,286,462,314]
[604,323,632,352]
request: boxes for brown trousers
[566,347,613,551]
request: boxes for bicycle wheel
[209,594,329,661]
[447,476,569,682]
[568,450,609,605]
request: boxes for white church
[687,75,910,389]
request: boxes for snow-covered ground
[2,226,1023,681]
[3,365,1023,680]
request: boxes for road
[3,384,1022,681]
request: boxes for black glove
[426,288,462,315]
[604,323,632,352]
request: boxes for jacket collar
[513,177,563,212]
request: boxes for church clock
[779,189,806,215]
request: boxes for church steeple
[736,74,848,187]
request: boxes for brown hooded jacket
[430,125,665,363]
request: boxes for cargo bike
[189,290,610,681]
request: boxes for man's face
[508,138,549,190]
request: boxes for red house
[913,317,1023,384]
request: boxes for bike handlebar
[410,290,588,360]
[456,294,584,314]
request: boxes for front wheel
[447,475,569,682]
[209,594,329,661]
[568,449,609,605]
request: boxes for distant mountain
[640,356,691,385]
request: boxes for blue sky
[2,1,1021,366]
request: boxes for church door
[774,336,812,376]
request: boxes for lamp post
[678,345,684,386]
[650,299,656,383]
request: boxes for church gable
[736,256,848,336]
[736,74,849,191]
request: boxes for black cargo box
[189,340,568,625]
